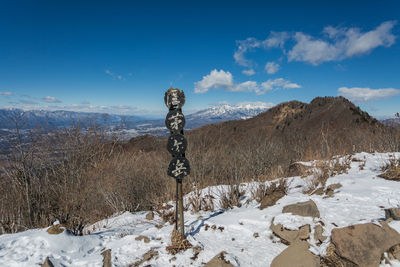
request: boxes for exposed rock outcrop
[271,241,320,267]
[204,251,234,267]
[282,200,320,218]
[329,222,400,267]
[270,218,310,245]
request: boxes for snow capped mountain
[185,102,274,128]
[0,103,272,144]
[189,102,274,120]
[381,117,400,128]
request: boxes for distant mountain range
[0,109,143,130]
[381,117,400,128]
[0,103,273,138]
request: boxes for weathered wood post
[165,88,190,238]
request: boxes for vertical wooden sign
[165,88,190,238]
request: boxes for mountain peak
[188,102,274,121]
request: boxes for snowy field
[1,152,400,266]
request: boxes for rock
[270,218,310,245]
[325,189,335,198]
[143,249,158,261]
[40,257,54,267]
[311,188,324,196]
[101,249,111,267]
[331,222,400,267]
[135,235,150,243]
[270,241,320,267]
[385,208,400,220]
[146,211,154,220]
[204,251,234,267]
[388,244,400,261]
[191,246,202,260]
[46,225,64,235]
[193,246,202,254]
[133,249,158,266]
[325,183,342,197]
[314,224,327,243]
[260,191,286,210]
[322,243,356,267]
[327,183,342,191]
[282,200,320,218]
[253,232,259,238]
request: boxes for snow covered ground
[1,152,400,267]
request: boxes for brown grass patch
[166,229,192,255]
[379,158,400,181]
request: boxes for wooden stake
[177,179,185,237]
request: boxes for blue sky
[0,0,399,118]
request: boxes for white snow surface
[1,152,400,266]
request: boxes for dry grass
[303,156,351,194]
[0,106,399,235]
[166,229,192,255]
[0,124,174,235]
[379,158,400,181]
[218,184,245,210]
[251,179,289,203]
[187,187,215,213]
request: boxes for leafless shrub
[302,175,323,195]
[0,123,120,235]
[359,160,366,170]
[251,179,289,203]
[1,106,399,235]
[219,184,245,210]
[379,157,400,181]
[302,156,352,194]
[156,209,176,225]
[187,187,214,213]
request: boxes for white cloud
[194,69,301,95]
[288,21,397,65]
[338,87,400,102]
[262,31,289,49]
[0,91,13,96]
[242,69,255,76]
[233,38,261,67]
[42,96,62,103]
[265,61,280,74]
[234,32,288,68]
[194,69,259,93]
[20,100,38,105]
[105,69,124,80]
[234,21,397,69]
[288,32,341,65]
[194,69,234,93]
[261,78,301,92]
[234,81,259,93]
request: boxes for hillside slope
[186,97,395,161]
[1,152,400,266]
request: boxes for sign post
[165,88,190,238]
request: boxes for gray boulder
[282,200,320,218]
[204,251,234,267]
[270,218,310,245]
[331,221,400,267]
[271,241,320,267]
[385,208,400,220]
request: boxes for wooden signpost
[165,88,190,238]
